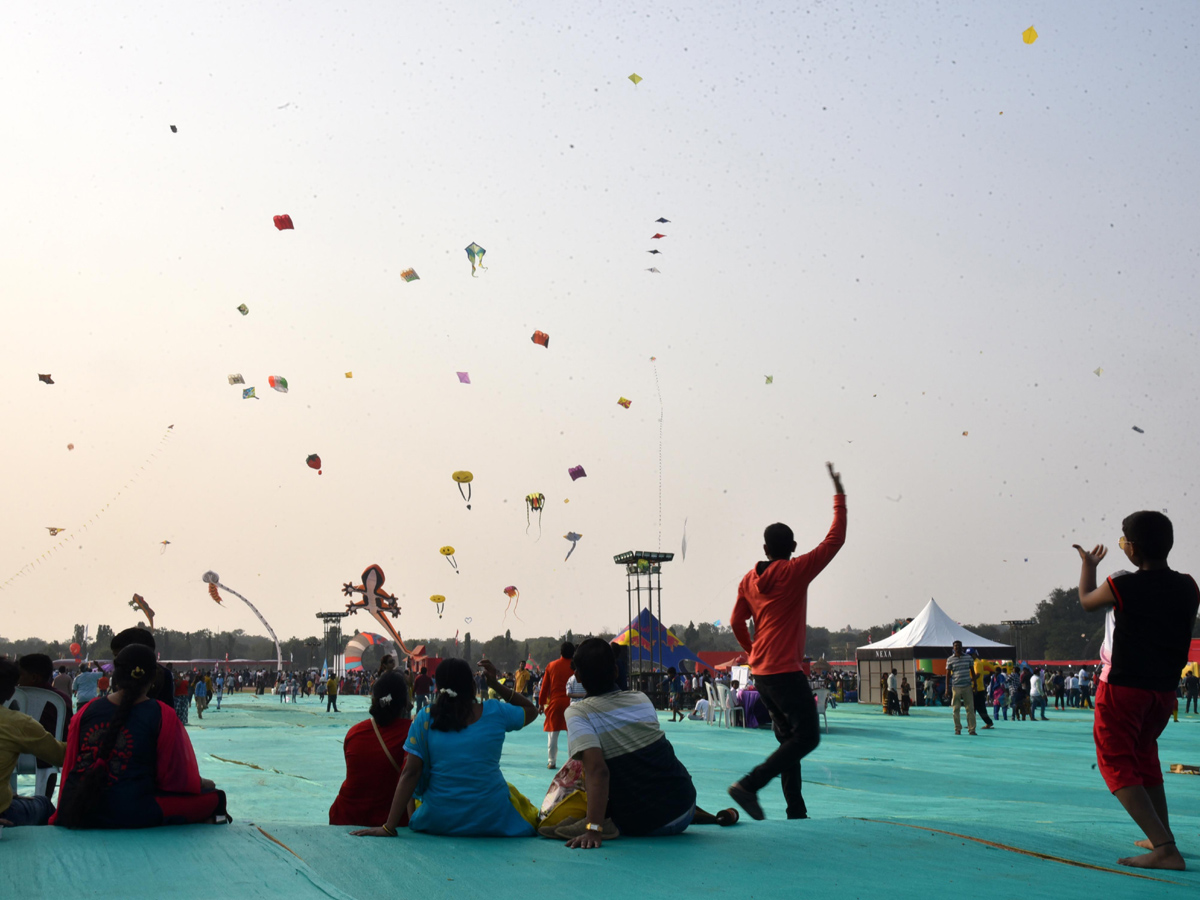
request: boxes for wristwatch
[585,822,603,833]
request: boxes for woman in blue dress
[352,657,538,838]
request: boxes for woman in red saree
[329,671,412,826]
[51,645,228,828]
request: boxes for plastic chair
[9,687,67,800]
[814,688,829,733]
[723,684,746,727]
[705,682,725,727]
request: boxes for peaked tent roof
[856,599,1015,660]
[615,607,713,671]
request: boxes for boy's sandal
[554,817,620,840]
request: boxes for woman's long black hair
[370,671,410,727]
[56,644,157,828]
[428,658,476,732]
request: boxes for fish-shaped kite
[273,214,294,230]
[465,243,487,276]
[563,532,582,561]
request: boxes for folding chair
[9,687,67,800]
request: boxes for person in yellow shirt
[0,658,67,826]
[514,662,531,697]
[326,674,340,712]
[969,653,996,730]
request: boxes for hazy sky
[3,2,1199,648]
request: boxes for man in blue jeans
[0,658,66,827]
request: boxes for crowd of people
[2,472,1197,871]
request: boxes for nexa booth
[856,599,1014,705]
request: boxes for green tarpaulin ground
[4,696,1198,899]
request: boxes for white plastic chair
[705,681,726,726]
[9,687,67,800]
[814,688,829,733]
[722,684,746,727]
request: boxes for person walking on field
[727,462,847,820]
[945,642,976,735]
[539,643,574,769]
[326,673,340,713]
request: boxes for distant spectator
[73,665,103,706]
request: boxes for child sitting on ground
[1073,510,1199,871]
[546,638,737,848]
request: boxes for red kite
[273,215,294,230]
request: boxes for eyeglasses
[1119,536,1134,551]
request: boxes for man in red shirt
[728,463,846,820]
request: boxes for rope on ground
[209,753,317,781]
[255,825,305,862]
[852,818,1187,885]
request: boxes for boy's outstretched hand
[827,462,845,495]
[1072,544,1108,567]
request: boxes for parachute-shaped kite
[430,594,446,619]
[202,571,283,672]
[465,242,487,276]
[342,564,412,657]
[307,454,322,474]
[268,375,288,393]
[129,593,155,629]
[452,471,473,509]
[159,540,171,554]
[237,304,249,316]
[502,585,521,621]
[401,268,420,283]
[228,374,245,385]
[531,330,550,348]
[274,214,294,230]
[525,492,545,539]
[568,465,586,482]
[39,374,54,385]
[440,545,459,574]
[344,632,395,671]
[617,397,632,409]
[563,531,582,561]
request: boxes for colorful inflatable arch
[344,632,395,671]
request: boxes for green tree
[94,624,114,653]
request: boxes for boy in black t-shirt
[1073,510,1200,872]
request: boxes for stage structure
[613,550,674,680]
[315,610,350,677]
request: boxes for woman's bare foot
[1118,843,1186,870]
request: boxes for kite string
[653,358,663,550]
[0,427,175,590]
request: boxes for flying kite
[647,249,661,255]
[651,233,665,239]
[525,492,545,538]
[655,218,670,223]
[268,375,288,393]
[344,632,395,671]
[342,564,412,657]
[242,387,258,399]
[430,595,446,619]
[274,215,294,230]
[452,470,473,509]
[531,330,550,348]
[765,375,773,384]
[237,304,249,316]
[159,540,171,554]
[38,374,54,384]
[1094,367,1103,376]
[457,371,471,384]
[628,73,642,85]
[306,454,322,474]
[568,465,586,481]
[465,243,487,276]
[681,518,687,561]
[203,571,283,671]
[1022,26,1038,44]
[563,532,582,561]
[502,585,521,621]
[170,125,177,133]
[345,372,353,378]
[1132,426,1145,434]
[646,268,660,273]
[401,268,420,282]
[129,593,155,629]
[228,374,245,385]
[440,545,459,574]
[46,527,64,536]
[618,397,632,408]
[67,443,74,451]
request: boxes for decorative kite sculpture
[203,571,283,672]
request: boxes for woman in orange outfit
[538,642,575,768]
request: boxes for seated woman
[352,658,537,839]
[51,645,228,829]
[549,638,738,849]
[329,672,412,826]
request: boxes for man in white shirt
[71,664,102,706]
[1029,671,1048,720]
[1067,674,1079,707]
[886,669,901,717]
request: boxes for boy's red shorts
[1093,679,1175,793]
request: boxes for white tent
[855,599,1015,705]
